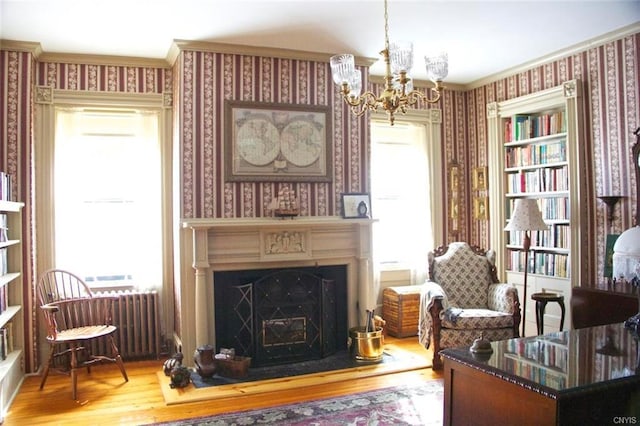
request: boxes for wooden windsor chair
[37,269,128,400]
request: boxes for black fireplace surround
[214,265,348,367]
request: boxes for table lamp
[505,198,548,337]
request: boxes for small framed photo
[473,166,488,191]
[474,196,489,220]
[341,193,371,218]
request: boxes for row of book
[508,223,570,249]
[505,140,567,168]
[0,213,7,243]
[0,323,14,361]
[507,251,570,278]
[506,197,570,221]
[0,284,8,315]
[504,111,565,142]
[0,248,7,276]
[506,166,569,193]
[0,172,12,202]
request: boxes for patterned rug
[150,379,444,425]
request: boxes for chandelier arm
[341,91,381,117]
[405,88,442,105]
[342,91,379,108]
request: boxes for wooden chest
[382,285,422,337]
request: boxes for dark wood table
[572,283,638,329]
[440,323,640,426]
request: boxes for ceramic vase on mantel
[194,344,217,378]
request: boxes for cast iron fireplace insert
[214,265,348,367]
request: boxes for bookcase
[0,200,25,421]
[487,80,591,337]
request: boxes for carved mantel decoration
[263,230,308,257]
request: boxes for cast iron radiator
[93,290,161,360]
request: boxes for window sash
[54,108,162,291]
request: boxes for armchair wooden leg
[39,344,55,390]
[433,352,443,370]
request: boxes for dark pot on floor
[194,344,217,378]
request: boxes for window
[54,108,162,291]
[371,119,435,283]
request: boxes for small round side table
[531,292,565,335]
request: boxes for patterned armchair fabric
[418,242,521,369]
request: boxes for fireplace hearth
[214,265,348,366]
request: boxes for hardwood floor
[4,336,441,425]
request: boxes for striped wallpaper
[174,50,370,219]
[1,30,638,371]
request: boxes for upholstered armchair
[419,242,521,369]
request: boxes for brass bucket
[348,326,384,362]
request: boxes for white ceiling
[1,0,639,85]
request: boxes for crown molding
[466,22,640,90]
[36,52,171,68]
[0,39,43,58]
[169,39,378,68]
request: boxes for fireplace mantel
[180,216,376,363]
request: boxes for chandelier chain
[383,0,390,52]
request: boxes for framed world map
[225,101,332,182]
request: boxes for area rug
[158,343,430,405]
[150,379,444,425]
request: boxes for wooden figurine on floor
[169,365,191,389]
[163,352,184,376]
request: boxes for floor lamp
[504,198,548,337]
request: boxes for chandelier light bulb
[425,52,449,82]
[347,70,362,99]
[389,41,414,74]
[330,54,356,85]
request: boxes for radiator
[94,290,161,360]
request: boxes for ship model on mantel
[271,187,299,219]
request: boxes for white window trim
[34,89,173,344]
[371,109,444,270]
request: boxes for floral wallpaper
[174,50,369,220]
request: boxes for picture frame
[225,100,332,182]
[604,234,620,278]
[449,162,460,196]
[450,197,459,230]
[341,193,371,219]
[474,196,489,220]
[473,166,488,191]
[449,162,460,228]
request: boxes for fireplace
[180,217,376,366]
[214,265,348,366]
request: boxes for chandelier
[329,0,448,125]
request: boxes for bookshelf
[0,200,24,421]
[488,80,591,337]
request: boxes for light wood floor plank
[4,336,441,425]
